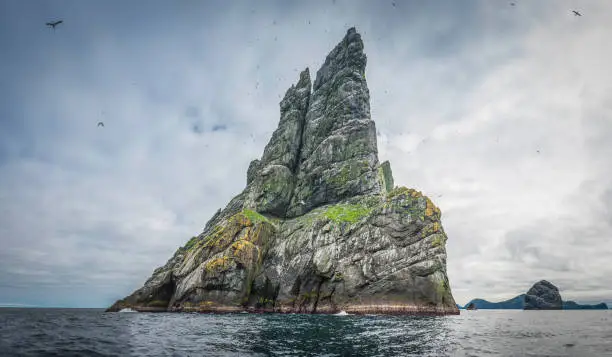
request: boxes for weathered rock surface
[524,280,563,310]
[107,28,459,316]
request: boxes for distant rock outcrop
[464,283,610,310]
[563,301,609,310]
[524,280,563,310]
[106,28,458,316]
[463,294,526,310]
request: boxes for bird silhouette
[97,122,104,127]
[572,10,582,16]
[46,20,63,29]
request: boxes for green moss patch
[147,300,169,308]
[327,160,368,187]
[205,255,233,273]
[387,186,422,200]
[377,161,394,194]
[203,224,230,249]
[183,236,199,251]
[385,186,441,221]
[242,209,271,224]
[324,203,373,224]
[436,278,450,298]
[431,235,446,248]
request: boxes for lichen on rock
[106,27,458,316]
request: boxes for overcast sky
[0,0,610,308]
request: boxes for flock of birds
[44,3,583,131]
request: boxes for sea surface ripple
[0,309,611,356]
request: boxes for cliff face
[107,28,459,315]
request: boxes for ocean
[0,308,610,356]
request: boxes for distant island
[461,294,526,310]
[107,28,459,316]
[562,301,609,310]
[460,280,609,310]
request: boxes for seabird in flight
[46,20,63,29]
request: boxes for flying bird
[97,121,104,127]
[572,10,582,16]
[46,20,63,29]
[299,200,306,205]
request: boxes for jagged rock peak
[314,27,367,91]
[279,68,311,116]
[246,28,378,218]
[243,68,312,216]
[296,67,311,90]
[287,26,378,216]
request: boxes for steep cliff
[107,28,459,315]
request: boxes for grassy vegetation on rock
[183,236,199,251]
[205,255,232,273]
[324,203,373,224]
[147,300,169,308]
[242,209,271,224]
[431,235,446,248]
[387,186,423,200]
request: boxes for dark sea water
[0,308,611,357]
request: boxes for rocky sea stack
[107,28,459,316]
[524,280,563,310]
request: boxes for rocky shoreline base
[107,304,460,316]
